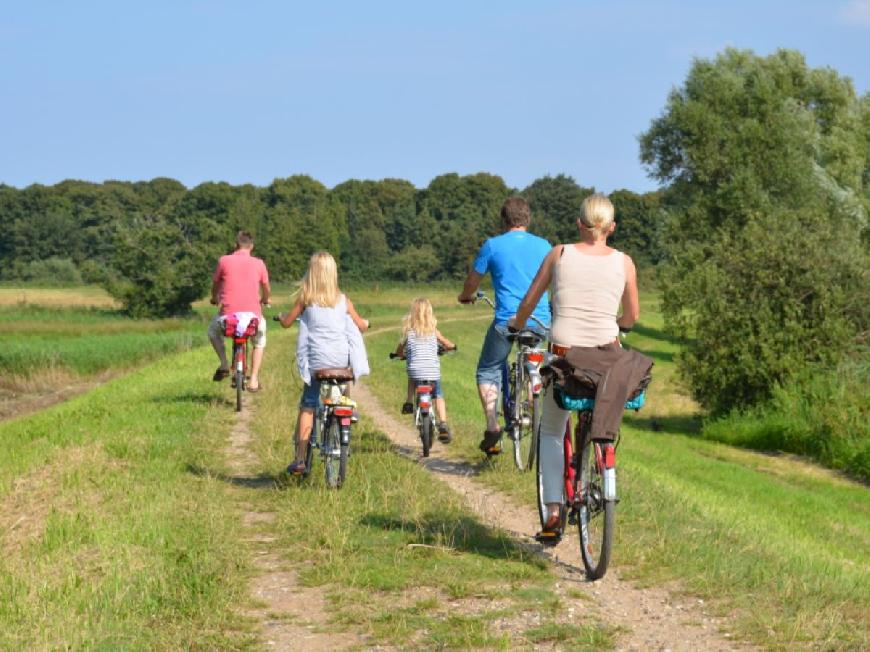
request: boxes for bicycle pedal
[534,531,562,546]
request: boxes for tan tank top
[551,246,625,347]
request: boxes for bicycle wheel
[419,413,432,457]
[513,375,541,471]
[323,417,347,488]
[577,431,614,580]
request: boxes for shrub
[703,351,870,481]
[2,257,83,285]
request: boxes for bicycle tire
[419,413,432,457]
[324,417,343,488]
[577,430,614,580]
[513,375,540,471]
[235,369,244,412]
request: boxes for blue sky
[1,1,868,193]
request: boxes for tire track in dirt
[223,399,361,650]
[355,380,755,652]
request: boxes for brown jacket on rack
[542,342,653,441]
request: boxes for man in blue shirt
[458,196,552,454]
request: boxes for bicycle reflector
[527,352,544,364]
[333,406,354,417]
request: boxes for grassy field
[0,285,867,649]
[358,287,870,650]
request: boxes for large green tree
[640,48,868,414]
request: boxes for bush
[2,257,83,285]
[703,352,870,481]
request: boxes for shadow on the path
[186,462,285,490]
[624,412,702,436]
[152,392,234,408]
[360,511,544,566]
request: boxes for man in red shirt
[208,231,271,391]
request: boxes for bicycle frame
[304,377,354,488]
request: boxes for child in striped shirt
[394,298,456,443]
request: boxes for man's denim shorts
[476,321,513,386]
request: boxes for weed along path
[354,380,752,652]
[222,395,362,650]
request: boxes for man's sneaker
[213,367,230,382]
[286,461,306,476]
[438,423,452,444]
[401,402,413,415]
[479,429,502,455]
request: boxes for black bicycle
[300,368,357,489]
[475,291,548,470]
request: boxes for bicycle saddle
[314,367,355,382]
[509,330,543,347]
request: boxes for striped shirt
[404,329,440,380]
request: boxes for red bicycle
[221,313,260,412]
[536,380,646,580]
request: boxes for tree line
[0,173,662,314]
[1,47,868,461]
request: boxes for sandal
[479,429,502,455]
[212,367,230,382]
[401,402,413,415]
[247,385,263,393]
[286,460,306,476]
[438,423,452,444]
[535,514,563,545]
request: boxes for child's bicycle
[536,334,646,580]
[298,368,357,489]
[475,291,548,471]
[220,312,260,412]
[389,345,456,458]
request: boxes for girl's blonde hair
[402,298,437,337]
[299,251,340,307]
[579,193,615,237]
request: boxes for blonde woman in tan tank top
[509,193,639,540]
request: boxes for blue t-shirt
[473,230,552,327]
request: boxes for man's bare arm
[458,270,484,303]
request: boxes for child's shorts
[299,381,321,409]
[412,377,443,398]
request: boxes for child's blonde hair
[299,251,340,307]
[402,298,437,337]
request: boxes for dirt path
[222,401,362,650]
[355,380,754,652]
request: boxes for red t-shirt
[213,250,269,316]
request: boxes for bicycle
[389,344,456,458]
[474,291,548,471]
[220,312,261,412]
[298,367,357,489]
[535,349,646,580]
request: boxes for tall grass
[702,354,870,481]
[0,305,206,377]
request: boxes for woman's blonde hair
[579,193,615,237]
[402,298,437,337]
[299,251,340,307]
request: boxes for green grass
[242,324,616,649]
[358,289,870,650]
[0,305,206,377]
[0,345,254,649]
